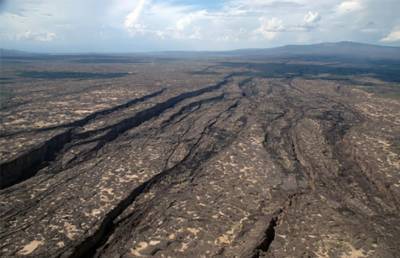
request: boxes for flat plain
[1,43,400,257]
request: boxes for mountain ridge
[1,41,400,60]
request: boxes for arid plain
[1,43,400,257]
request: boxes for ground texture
[1,59,400,257]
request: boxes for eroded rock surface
[1,60,400,258]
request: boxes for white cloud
[124,0,147,33]
[296,11,321,31]
[304,11,321,25]
[336,0,363,14]
[381,28,400,43]
[225,0,304,14]
[1,0,400,51]
[176,10,207,31]
[256,18,285,40]
[16,31,57,42]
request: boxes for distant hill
[2,42,400,61]
[0,48,46,57]
[226,41,400,60]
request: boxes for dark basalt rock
[0,59,399,258]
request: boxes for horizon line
[2,40,400,56]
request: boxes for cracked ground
[1,57,400,258]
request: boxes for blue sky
[1,0,400,52]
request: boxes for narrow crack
[251,193,303,258]
[0,75,233,189]
[64,99,241,258]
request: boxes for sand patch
[17,240,43,255]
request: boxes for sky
[0,0,400,52]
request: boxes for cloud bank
[381,28,400,43]
[0,0,399,52]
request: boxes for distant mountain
[2,42,400,60]
[0,48,46,57]
[226,41,400,60]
